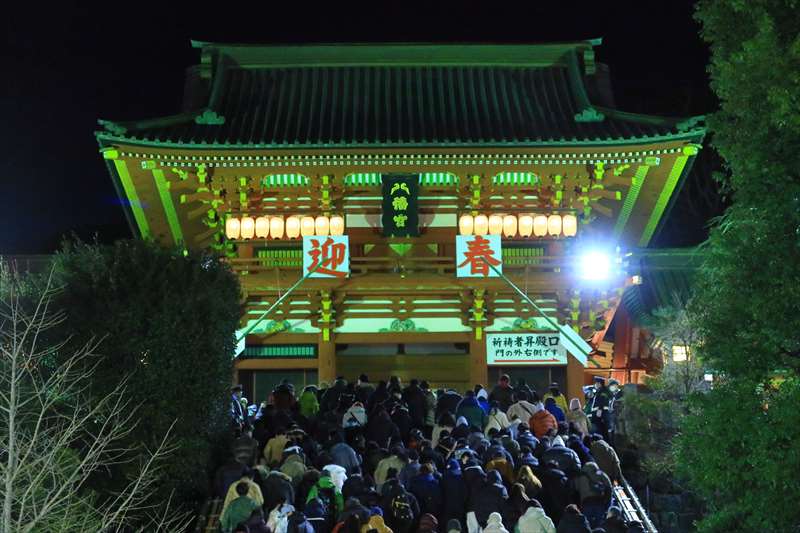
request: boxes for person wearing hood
[515,499,555,533]
[507,391,538,424]
[556,504,593,533]
[450,416,472,441]
[566,398,591,437]
[529,403,558,439]
[366,408,402,449]
[220,482,260,533]
[602,506,628,533]
[471,470,510,528]
[223,468,264,512]
[408,463,443,521]
[391,404,415,444]
[432,412,456,447]
[536,461,570,526]
[274,380,297,412]
[287,509,316,533]
[264,426,290,468]
[361,514,393,533]
[233,428,259,467]
[214,456,247,499]
[446,518,462,533]
[380,477,420,533]
[484,401,511,434]
[489,375,515,413]
[399,450,423,488]
[369,381,391,413]
[475,387,491,414]
[338,496,372,525]
[330,432,363,475]
[455,391,486,432]
[482,512,509,533]
[542,383,568,414]
[307,469,345,519]
[355,374,376,405]
[422,381,438,438]
[565,435,594,466]
[575,462,613,528]
[540,441,582,477]
[280,446,308,488]
[441,459,467,528]
[544,397,566,423]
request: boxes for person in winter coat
[515,423,539,452]
[436,390,463,421]
[556,504,593,533]
[489,375,515,412]
[280,447,308,488]
[418,513,439,532]
[398,450,422,488]
[455,391,486,431]
[544,397,566,423]
[575,462,613,528]
[223,468,264,511]
[299,386,320,419]
[264,427,290,467]
[355,375,376,405]
[540,443,582,477]
[220,482,260,533]
[535,462,570,526]
[542,383,568,414]
[566,398,591,437]
[515,499,555,533]
[441,459,467,528]
[589,436,623,482]
[369,381,390,414]
[233,429,259,467]
[475,388,491,414]
[484,402,511,434]
[244,507,270,533]
[402,379,429,429]
[361,514,393,533]
[322,378,349,414]
[409,463,443,519]
[516,465,543,500]
[529,404,558,439]
[259,469,295,514]
[330,434,363,475]
[338,497,372,525]
[422,381,437,437]
[381,477,420,533]
[391,404,415,444]
[366,409,402,449]
[482,512,509,533]
[471,470,509,527]
[287,510,316,533]
[214,457,246,499]
[485,452,515,486]
[306,470,345,518]
[602,506,628,533]
[432,412,456,447]
[565,435,594,466]
[588,377,611,440]
[375,448,408,491]
[507,392,538,424]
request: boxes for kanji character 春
[392,196,409,211]
[393,214,408,227]
[306,237,347,278]
[457,235,501,277]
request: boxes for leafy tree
[50,239,241,508]
[670,1,800,530]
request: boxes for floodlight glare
[579,251,611,280]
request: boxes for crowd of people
[216,374,639,533]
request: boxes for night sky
[2,1,716,254]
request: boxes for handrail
[613,479,659,533]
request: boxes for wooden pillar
[469,334,488,388]
[566,354,585,403]
[318,334,336,385]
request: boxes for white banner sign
[302,235,350,278]
[456,234,502,277]
[486,332,567,365]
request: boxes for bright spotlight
[579,251,611,280]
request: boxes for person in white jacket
[482,512,510,533]
[515,500,555,533]
[506,392,538,424]
[484,402,511,434]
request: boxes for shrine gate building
[97,41,705,402]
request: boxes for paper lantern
[458,214,474,236]
[301,216,315,237]
[330,215,345,236]
[240,216,255,239]
[473,215,489,235]
[503,215,518,238]
[315,216,330,236]
[562,214,578,237]
[255,216,269,238]
[533,215,548,237]
[269,217,284,239]
[286,216,301,239]
[225,217,241,239]
[547,214,562,236]
[488,214,504,235]
[518,215,533,237]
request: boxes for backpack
[390,492,415,529]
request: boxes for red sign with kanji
[456,235,502,277]
[303,236,350,278]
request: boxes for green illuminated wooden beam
[113,160,150,238]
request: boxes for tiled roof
[97,43,704,148]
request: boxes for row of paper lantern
[459,213,578,238]
[225,215,345,240]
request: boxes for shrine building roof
[96,41,705,149]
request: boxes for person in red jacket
[528,403,557,439]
